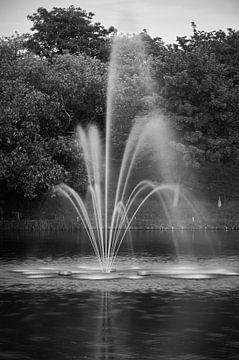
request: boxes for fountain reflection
[1,287,236,360]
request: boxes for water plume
[54,34,195,273]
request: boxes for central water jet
[54,35,193,273]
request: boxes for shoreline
[0,219,239,231]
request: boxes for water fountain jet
[52,35,187,274]
[27,34,237,282]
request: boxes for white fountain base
[12,264,239,281]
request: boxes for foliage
[152,25,239,166]
[26,6,116,61]
[0,35,107,198]
[1,9,239,206]
[42,53,107,131]
[140,29,167,58]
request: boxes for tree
[188,24,239,85]
[41,53,107,131]
[0,75,65,198]
[26,6,116,61]
[140,29,167,58]
[0,36,107,199]
[152,26,239,167]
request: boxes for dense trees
[0,34,107,199]
[26,6,115,61]
[0,5,239,209]
[152,24,239,167]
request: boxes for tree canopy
[152,24,239,167]
[26,6,116,61]
[0,35,107,198]
[0,7,239,209]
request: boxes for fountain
[54,35,183,274]
[13,35,239,281]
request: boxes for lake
[1,230,239,359]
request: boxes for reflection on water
[1,289,239,359]
[1,231,239,359]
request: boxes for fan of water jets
[54,35,190,273]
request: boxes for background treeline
[0,6,239,217]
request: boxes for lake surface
[1,230,239,359]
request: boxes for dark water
[1,230,239,359]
